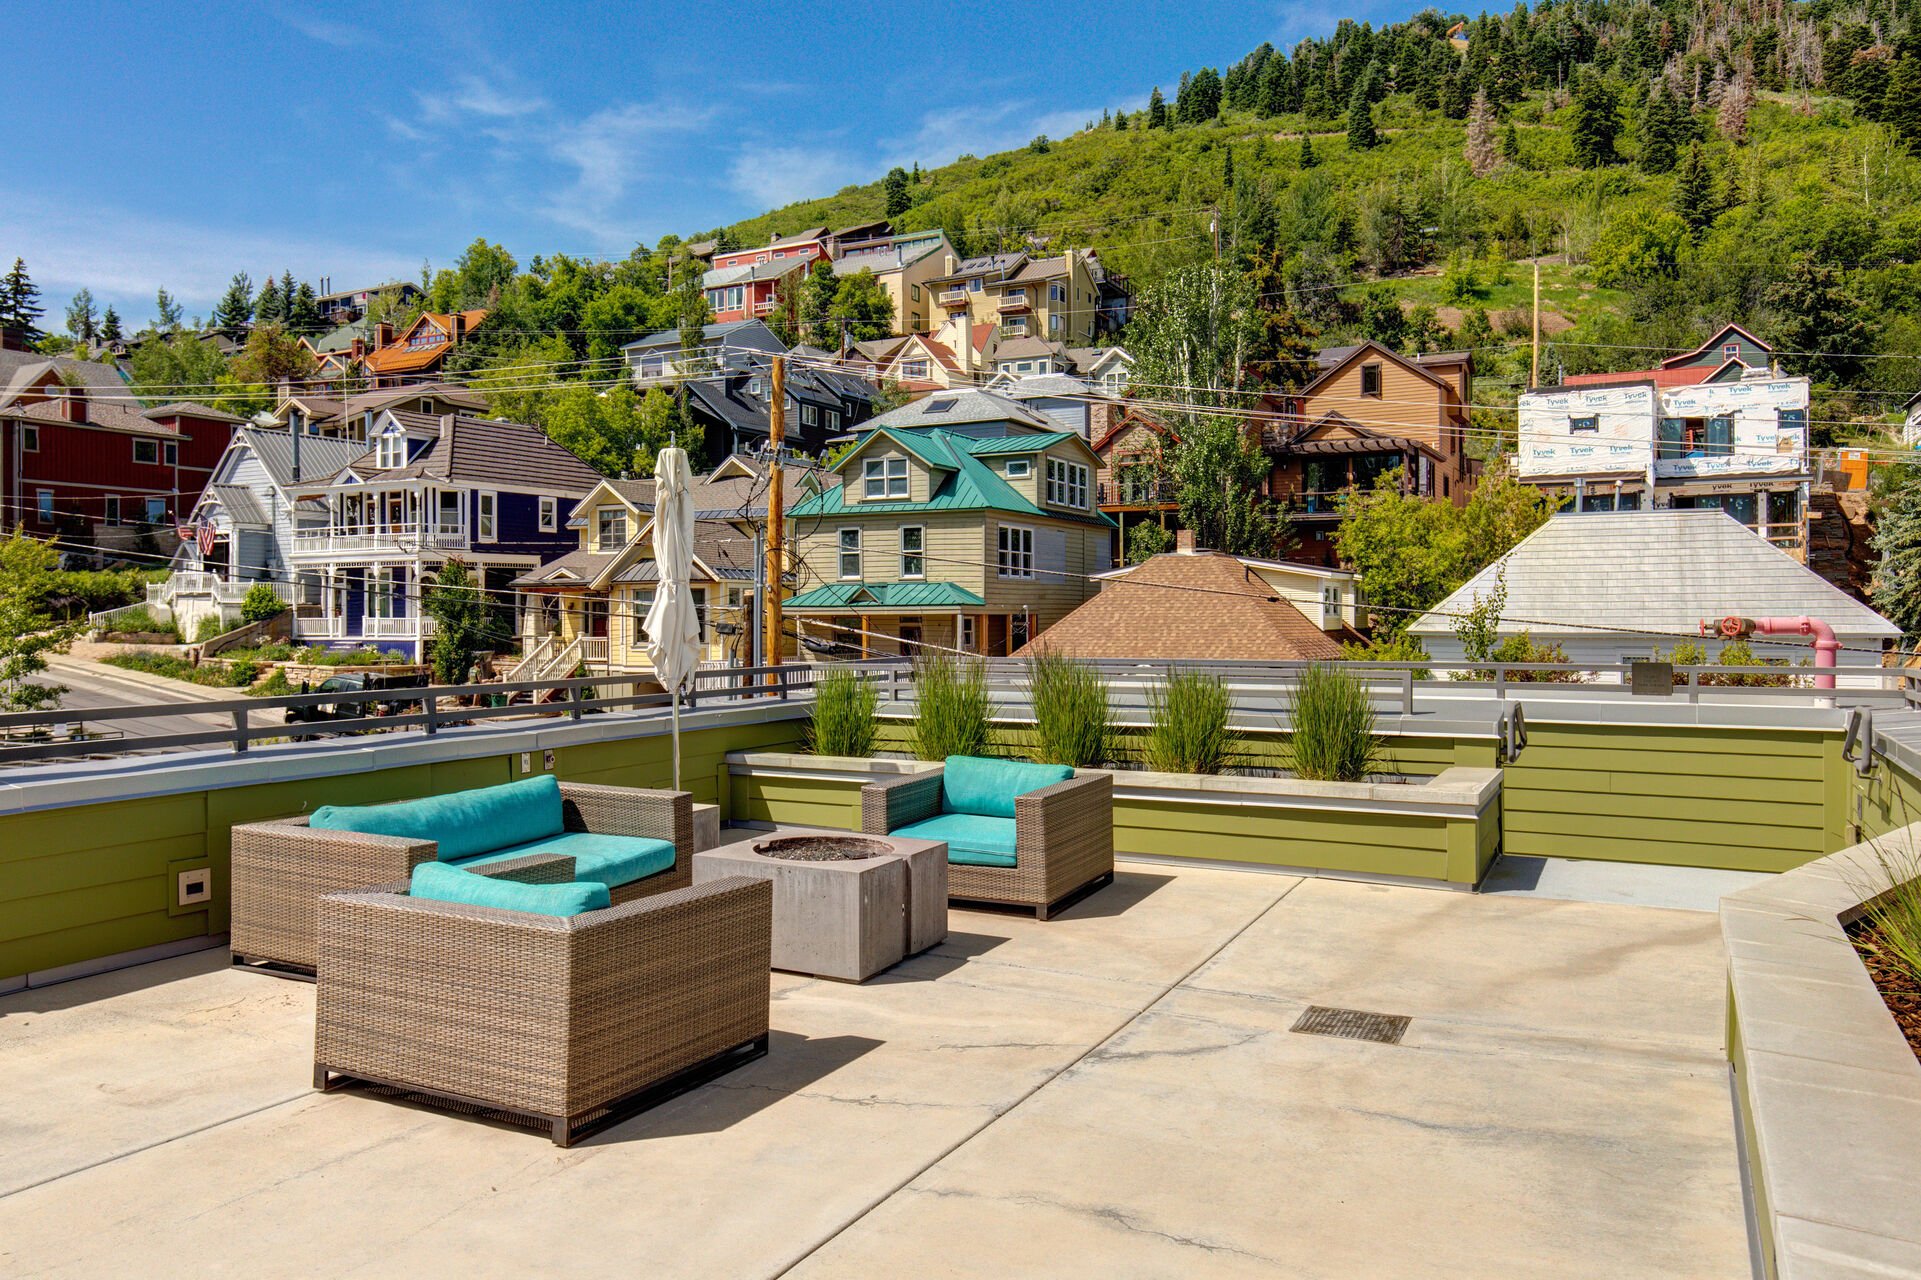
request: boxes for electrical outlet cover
[167,857,214,915]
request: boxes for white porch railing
[579,637,609,668]
[290,522,468,556]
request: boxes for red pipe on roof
[1700,614,1838,690]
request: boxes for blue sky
[2,1,1391,329]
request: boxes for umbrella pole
[671,687,682,792]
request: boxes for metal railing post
[231,707,249,754]
[1495,666,1507,700]
[568,683,584,721]
[1402,669,1414,716]
[423,695,439,736]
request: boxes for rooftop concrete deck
[0,860,1748,1278]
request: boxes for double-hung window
[539,496,557,532]
[1360,364,1382,396]
[375,431,405,468]
[476,491,496,541]
[1321,584,1342,626]
[145,497,166,523]
[863,456,908,499]
[997,525,1034,578]
[367,569,394,619]
[20,425,37,452]
[899,526,924,578]
[1045,458,1089,508]
[597,508,626,549]
[801,403,818,426]
[838,527,862,579]
[1049,282,1066,303]
[958,615,978,651]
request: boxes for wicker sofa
[231,775,694,976]
[861,757,1113,920]
[314,852,772,1146]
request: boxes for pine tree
[1501,121,1523,164]
[0,258,45,345]
[1638,80,1690,173]
[1884,57,1921,152]
[1673,142,1718,240]
[1147,86,1167,128]
[1569,73,1620,167]
[1299,133,1318,168]
[799,260,839,349]
[213,271,254,340]
[153,288,182,332]
[1442,69,1473,119]
[288,282,321,333]
[253,275,284,325]
[1346,90,1380,151]
[882,166,911,218]
[1873,464,1921,636]
[1766,261,1876,387]
[1256,57,1290,117]
[99,305,123,344]
[1175,70,1193,123]
[1465,89,1501,175]
[64,287,97,344]
[1112,108,1127,130]
[1719,72,1755,142]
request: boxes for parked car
[284,672,430,725]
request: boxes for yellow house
[827,230,956,334]
[924,250,1103,346]
[782,389,1116,659]
[512,456,807,678]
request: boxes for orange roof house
[361,310,489,386]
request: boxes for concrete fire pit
[693,829,947,981]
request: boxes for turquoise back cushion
[408,860,610,918]
[310,774,565,862]
[940,755,1073,819]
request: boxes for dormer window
[1724,343,1741,359]
[864,456,909,499]
[596,508,627,549]
[1005,458,1031,479]
[374,431,405,469]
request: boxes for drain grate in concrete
[1290,1005,1411,1045]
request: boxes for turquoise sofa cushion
[310,775,564,863]
[941,755,1073,819]
[893,812,1018,869]
[408,860,610,918]
[458,832,676,890]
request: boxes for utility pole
[764,355,786,683]
[1530,261,1541,387]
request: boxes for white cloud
[417,74,548,126]
[539,101,713,243]
[275,11,369,48]
[0,196,421,320]
[726,144,863,211]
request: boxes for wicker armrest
[1014,771,1114,895]
[230,817,440,972]
[861,769,943,834]
[470,853,578,885]
[559,782,693,900]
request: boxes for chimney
[770,231,780,245]
[63,386,87,424]
[1175,528,1198,554]
[373,321,393,350]
[944,254,956,275]
[449,312,466,343]
[350,336,365,361]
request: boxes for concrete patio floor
[0,859,1749,1279]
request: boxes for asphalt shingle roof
[350,415,603,493]
[1408,510,1902,640]
[866,387,1053,432]
[1014,551,1343,661]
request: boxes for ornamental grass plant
[805,665,879,758]
[1143,667,1233,775]
[1288,662,1384,782]
[1024,648,1113,768]
[912,652,991,761]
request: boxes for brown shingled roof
[1015,551,1343,662]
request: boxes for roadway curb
[45,655,258,705]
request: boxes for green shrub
[911,653,991,761]
[194,613,227,642]
[239,582,285,625]
[100,606,178,638]
[1288,663,1383,782]
[807,666,879,758]
[1340,632,1432,680]
[101,652,255,688]
[1144,668,1234,775]
[248,668,294,698]
[1025,649,1112,768]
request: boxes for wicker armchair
[230,782,693,977]
[861,769,1114,920]
[313,853,772,1147]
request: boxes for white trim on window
[839,527,862,579]
[539,495,558,533]
[1005,458,1031,478]
[1046,458,1089,508]
[899,525,924,579]
[20,425,38,451]
[103,495,121,526]
[997,525,1034,579]
[595,506,626,550]
[476,490,497,542]
[863,455,908,499]
[132,438,159,464]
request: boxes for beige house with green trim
[925,250,1104,346]
[512,456,805,678]
[784,389,1115,659]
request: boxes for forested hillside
[722,0,1921,429]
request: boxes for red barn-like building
[1,356,246,561]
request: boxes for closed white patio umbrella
[642,446,700,790]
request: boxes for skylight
[925,397,957,413]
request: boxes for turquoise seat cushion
[940,755,1073,819]
[408,860,610,918]
[892,812,1018,869]
[457,831,676,890]
[310,774,565,863]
